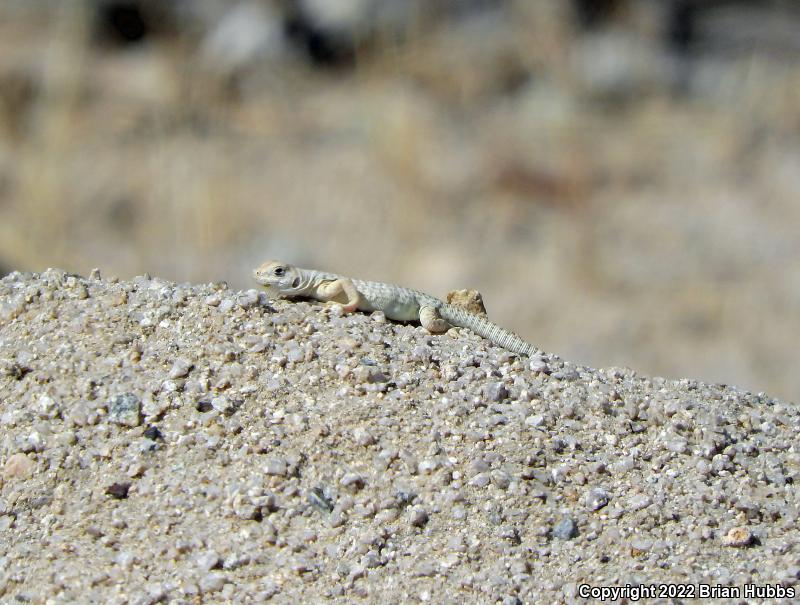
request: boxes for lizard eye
[274,267,285,277]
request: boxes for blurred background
[1,0,799,401]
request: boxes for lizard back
[351,278,433,322]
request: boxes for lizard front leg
[317,278,361,313]
[419,305,451,334]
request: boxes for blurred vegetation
[1,0,799,401]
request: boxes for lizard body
[253,260,539,357]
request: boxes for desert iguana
[253,260,539,357]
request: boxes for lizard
[253,260,539,357]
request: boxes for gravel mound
[1,269,798,604]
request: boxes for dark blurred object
[100,1,147,43]
[569,0,800,57]
[491,162,586,208]
[567,0,800,99]
[282,0,508,68]
[0,70,36,141]
[283,4,356,67]
[105,197,140,235]
[93,0,174,46]
[572,0,626,29]
[93,0,514,70]
[666,0,800,56]
[667,0,695,55]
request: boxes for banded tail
[439,304,538,357]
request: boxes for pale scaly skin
[253,260,539,357]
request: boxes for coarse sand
[1,269,798,603]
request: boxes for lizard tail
[438,304,538,357]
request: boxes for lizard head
[253,260,305,296]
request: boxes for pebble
[308,487,334,513]
[143,426,163,441]
[169,358,193,379]
[264,458,288,476]
[105,482,131,499]
[340,473,366,490]
[352,427,376,446]
[286,343,305,363]
[199,572,227,593]
[529,357,548,373]
[37,395,60,419]
[627,494,652,511]
[413,561,438,577]
[491,470,511,490]
[237,290,260,309]
[629,537,653,553]
[552,517,578,540]
[663,436,689,454]
[22,431,45,452]
[470,473,491,488]
[585,487,609,511]
[722,526,753,548]
[408,507,429,527]
[211,395,235,414]
[411,345,432,362]
[348,564,366,582]
[116,551,136,568]
[525,414,545,428]
[484,382,509,402]
[361,551,382,569]
[196,551,222,571]
[3,452,34,480]
[108,393,142,427]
